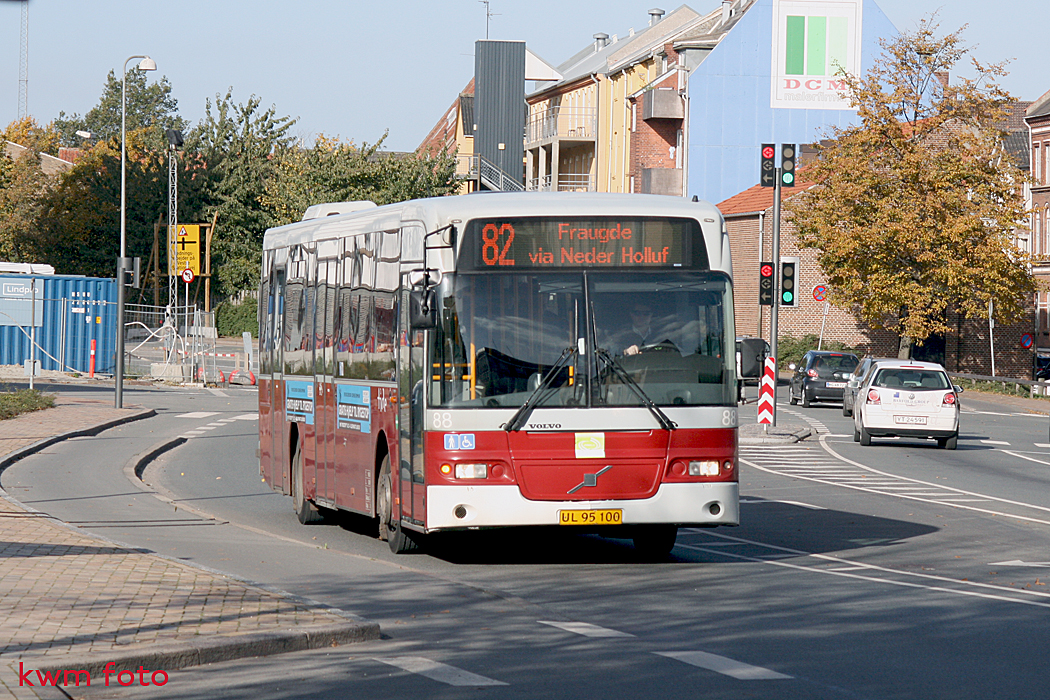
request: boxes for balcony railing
[527,173,593,192]
[526,107,598,144]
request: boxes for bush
[777,333,860,369]
[216,300,258,338]
[0,389,55,420]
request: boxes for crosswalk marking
[176,411,219,418]
[233,413,259,421]
[373,657,508,686]
[538,620,634,637]
[981,440,1010,445]
[655,651,792,680]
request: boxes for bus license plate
[559,509,623,525]
[894,415,927,425]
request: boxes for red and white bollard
[758,357,776,425]
[89,339,96,378]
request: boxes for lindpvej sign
[0,278,44,327]
[770,0,863,110]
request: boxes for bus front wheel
[632,525,677,558]
[377,456,418,553]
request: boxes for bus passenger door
[270,267,287,492]
[398,289,426,526]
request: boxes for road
[5,382,1050,699]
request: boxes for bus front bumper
[425,482,739,531]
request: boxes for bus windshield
[430,271,735,408]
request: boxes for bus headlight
[689,460,720,476]
[455,463,488,479]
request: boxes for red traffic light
[760,264,774,277]
[761,146,775,159]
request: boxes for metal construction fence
[125,303,221,382]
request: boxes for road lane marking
[740,437,1050,526]
[654,651,792,680]
[373,657,507,686]
[981,440,1011,445]
[176,411,219,418]
[233,413,259,421]
[739,498,825,510]
[988,560,1050,568]
[538,621,634,637]
[678,532,1050,610]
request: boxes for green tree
[53,68,188,151]
[261,134,458,227]
[788,19,1034,357]
[0,147,54,261]
[187,90,297,295]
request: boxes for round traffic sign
[181,268,194,283]
[1021,333,1034,349]
[813,285,827,301]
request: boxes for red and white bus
[258,193,739,554]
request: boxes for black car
[789,350,859,408]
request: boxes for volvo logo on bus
[567,465,613,494]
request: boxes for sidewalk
[0,392,378,699]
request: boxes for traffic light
[759,261,774,306]
[781,143,796,186]
[760,143,776,187]
[780,258,798,307]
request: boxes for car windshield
[811,355,858,377]
[429,271,736,408]
[873,368,950,390]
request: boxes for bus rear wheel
[377,456,418,553]
[632,525,678,558]
[291,442,324,525]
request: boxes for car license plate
[826,382,846,388]
[559,509,623,525]
[894,415,927,425]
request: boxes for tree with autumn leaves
[1,75,457,297]
[788,20,1035,358]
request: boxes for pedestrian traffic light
[760,144,776,187]
[781,143,796,186]
[759,261,774,306]
[780,258,798,306]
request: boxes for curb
[0,408,382,690]
[31,620,380,679]
[0,407,156,474]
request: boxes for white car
[853,360,962,449]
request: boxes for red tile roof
[717,175,814,216]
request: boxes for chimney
[722,0,732,24]
[649,8,665,27]
[593,32,609,52]
[934,71,949,90]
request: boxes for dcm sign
[770,0,863,110]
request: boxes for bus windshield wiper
[504,346,578,432]
[595,348,677,431]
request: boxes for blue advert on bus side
[337,384,371,433]
[285,380,314,425]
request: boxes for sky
[0,1,1045,153]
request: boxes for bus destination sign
[463,217,706,270]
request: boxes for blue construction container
[0,274,118,375]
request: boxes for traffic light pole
[769,167,783,428]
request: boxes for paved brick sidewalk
[0,393,377,699]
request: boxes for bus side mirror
[409,289,437,329]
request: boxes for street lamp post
[116,54,156,408]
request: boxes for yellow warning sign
[168,225,200,277]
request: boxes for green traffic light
[783,292,793,303]
[783,172,795,185]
